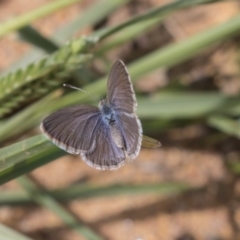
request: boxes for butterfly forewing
[107,60,137,113]
[107,60,142,158]
[41,105,100,154]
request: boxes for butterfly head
[99,99,111,114]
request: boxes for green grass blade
[95,0,224,40]
[0,223,33,240]
[138,92,240,119]
[127,15,240,79]
[16,0,130,54]
[0,133,159,184]
[227,162,240,174]
[0,0,81,38]
[54,0,130,43]
[96,16,161,56]
[0,90,62,142]
[18,26,59,53]
[0,135,65,185]
[94,0,226,57]
[0,135,56,171]
[18,176,104,240]
[0,182,189,205]
[137,92,231,118]
[207,115,240,138]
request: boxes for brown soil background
[1,1,240,240]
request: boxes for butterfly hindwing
[81,117,126,170]
[115,112,142,158]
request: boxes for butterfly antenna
[63,84,100,100]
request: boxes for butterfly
[40,60,142,170]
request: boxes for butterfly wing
[41,105,101,155]
[107,60,137,113]
[41,104,126,170]
[81,118,126,170]
[107,60,142,158]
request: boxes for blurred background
[1,0,240,240]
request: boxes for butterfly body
[99,100,115,123]
[41,60,142,170]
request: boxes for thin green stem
[0,182,188,205]
[0,0,81,38]
[18,176,104,240]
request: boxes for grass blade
[0,135,65,185]
[137,92,229,118]
[18,176,104,240]
[207,115,240,138]
[18,26,59,53]
[0,133,160,185]
[0,90,62,142]
[95,0,224,40]
[0,182,189,205]
[0,0,81,38]
[16,0,130,53]
[0,223,33,240]
[55,0,130,43]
